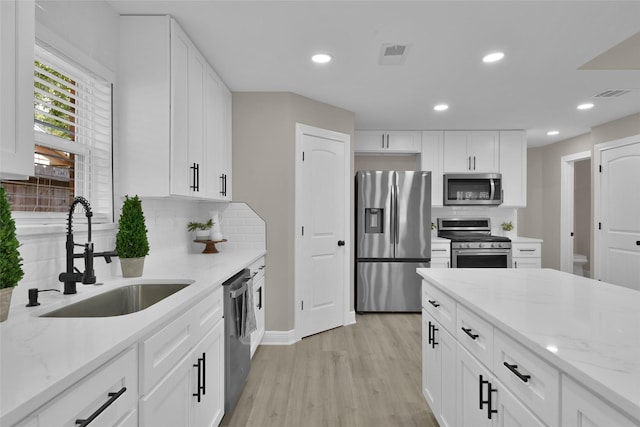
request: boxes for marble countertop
[0,248,265,426]
[416,268,639,422]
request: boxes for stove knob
[493,243,499,248]
[465,243,471,248]
[479,243,484,248]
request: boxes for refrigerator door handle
[389,184,395,246]
[393,184,400,245]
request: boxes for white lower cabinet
[250,258,266,358]
[17,347,138,427]
[422,310,456,427]
[457,344,544,427]
[562,376,637,427]
[140,319,224,427]
[512,242,542,269]
[430,241,451,268]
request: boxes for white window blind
[2,43,113,221]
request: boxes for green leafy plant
[0,187,24,289]
[187,219,214,232]
[431,222,437,231]
[116,195,150,259]
[501,221,514,231]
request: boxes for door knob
[337,240,345,247]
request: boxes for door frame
[560,151,591,274]
[593,133,640,280]
[294,123,351,342]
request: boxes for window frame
[8,26,115,228]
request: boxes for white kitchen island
[417,268,640,427]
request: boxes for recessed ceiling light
[311,53,332,64]
[547,130,559,136]
[434,104,449,111]
[482,52,504,63]
[577,103,594,110]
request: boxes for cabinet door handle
[447,261,450,268]
[503,362,531,383]
[193,356,203,402]
[431,324,439,349]
[428,300,440,308]
[190,163,200,191]
[381,134,385,148]
[514,261,518,268]
[479,376,498,419]
[461,327,479,340]
[220,175,225,196]
[201,352,206,396]
[257,287,263,309]
[468,156,472,170]
[473,156,476,170]
[386,133,389,148]
[75,387,127,426]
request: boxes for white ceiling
[107,0,640,147]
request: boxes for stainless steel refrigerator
[355,170,431,312]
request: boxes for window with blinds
[1,44,113,222]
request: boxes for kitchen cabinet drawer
[493,329,559,426]
[456,304,494,369]
[140,289,221,394]
[35,347,138,427]
[422,281,456,334]
[562,375,638,427]
[512,243,541,258]
[431,242,450,258]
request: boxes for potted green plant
[116,195,150,277]
[431,222,437,238]
[501,221,515,239]
[187,219,214,240]
[0,187,24,322]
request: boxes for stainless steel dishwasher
[222,269,251,414]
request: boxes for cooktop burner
[436,217,512,249]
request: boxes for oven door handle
[452,249,511,256]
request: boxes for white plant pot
[120,257,145,278]
[195,230,209,240]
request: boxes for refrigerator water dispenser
[365,208,384,233]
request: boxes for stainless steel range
[437,218,512,268]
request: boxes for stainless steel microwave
[443,173,503,206]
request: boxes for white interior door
[597,140,640,290]
[295,124,349,339]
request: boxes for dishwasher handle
[229,282,248,299]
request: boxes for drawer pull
[503,362,531,382]
[461,327,479,340]
[518,249,536,252]
[428,300,440,308]
[432,249,448,252]
[75,387,127,426]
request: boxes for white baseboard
[263,313,357,346]
[345,310,356,325]
[262,329,297,345]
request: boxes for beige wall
[232,92,355,332]
[519,112,640,269]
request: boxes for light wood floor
[221,314,439,427]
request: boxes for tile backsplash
[12,200,265,309]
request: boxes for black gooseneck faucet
[58,197,117,294]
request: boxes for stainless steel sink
[41,283,191,318]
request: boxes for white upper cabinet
[443,131,499,173]
[499,130,527,207]
[119,15,232,201]
[0,0,34,180]
[355,130,421,154]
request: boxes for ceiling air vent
[379,44,410,65]
[592,89,632,98]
